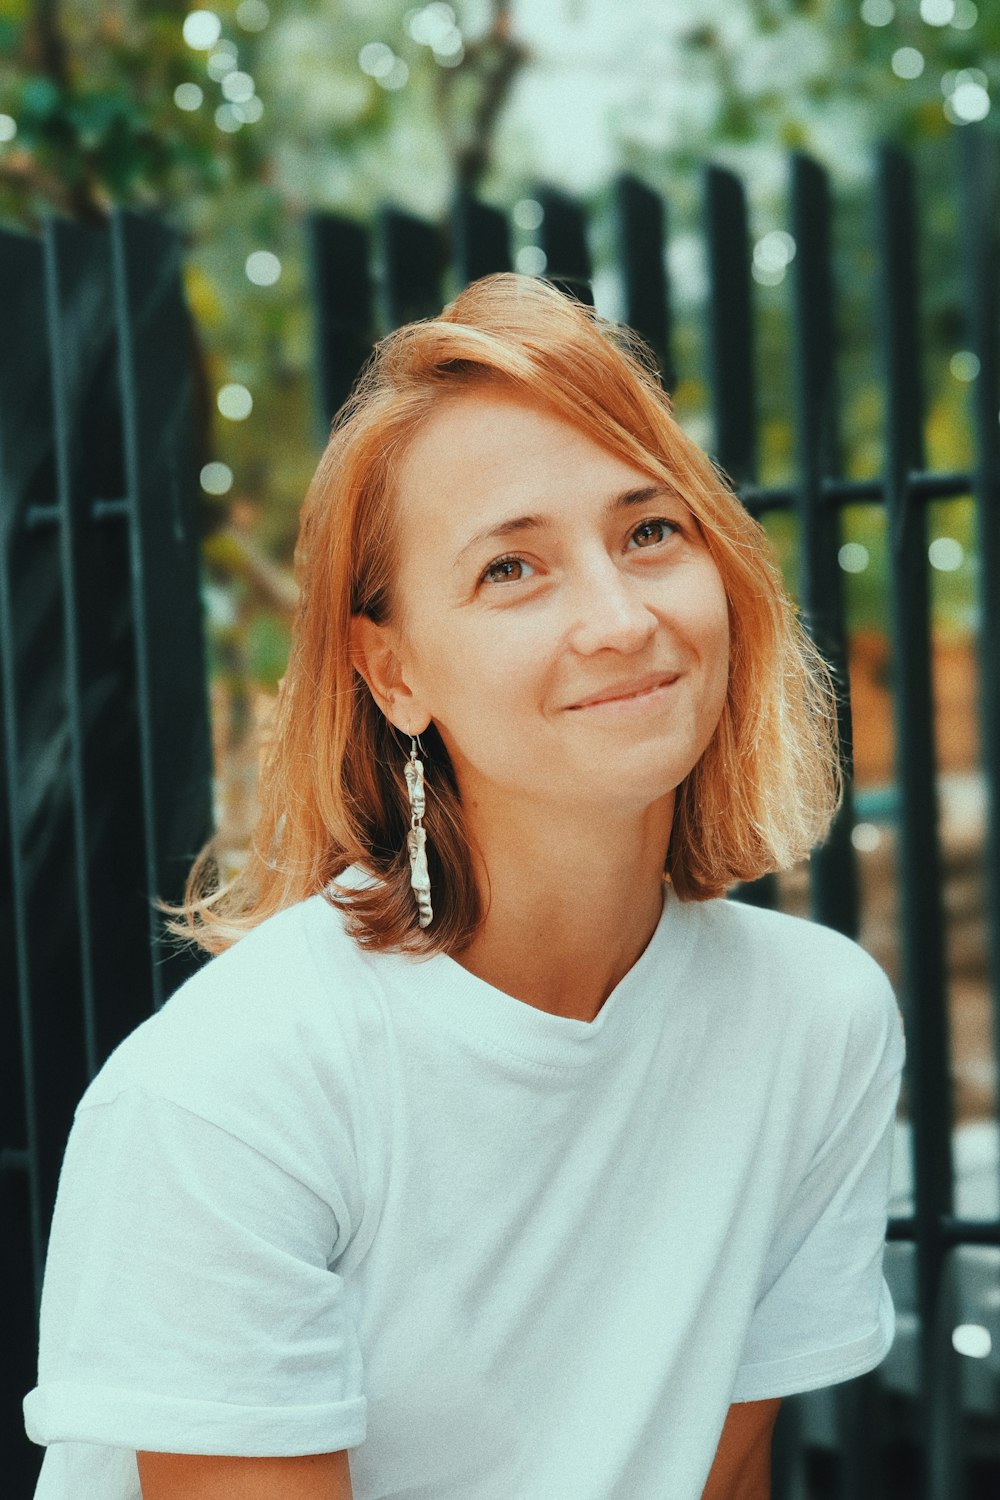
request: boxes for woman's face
[354,390,730,824]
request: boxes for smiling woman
[24,276,905,1500]
[168,271,840,960]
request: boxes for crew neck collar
[348,881,697,1070]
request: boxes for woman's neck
[451,792,673,1021]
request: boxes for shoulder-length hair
[159,273,841,958]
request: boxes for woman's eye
[629,518,677,548]
[480,555,534,586]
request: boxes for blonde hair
[159,274,840,957]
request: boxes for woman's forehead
[396,389,666,514]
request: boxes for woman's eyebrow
[452,484,676,568]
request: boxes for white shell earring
[404,734,433,928]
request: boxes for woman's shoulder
[78,888,374,1121]
[696,892,887,974]
[687,894,901,1042]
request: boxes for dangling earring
[404,734,433,928]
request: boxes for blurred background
[0,0,987,922]
[0,0,989,946]
[2,2,998,1496]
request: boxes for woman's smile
[565,672,681,712]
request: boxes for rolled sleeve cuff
[729,1277,894,1402]
[23,1382,367,1456]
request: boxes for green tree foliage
[0,0,989,668]
[0,0,526,691]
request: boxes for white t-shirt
[24,879,905,1500]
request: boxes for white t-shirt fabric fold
[24,880,905,1500]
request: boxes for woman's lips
[567,675,680,712]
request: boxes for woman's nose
[564,557,658,656]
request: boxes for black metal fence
[0,212,214,1495]
[3,131,999,1498]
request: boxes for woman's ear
[349,613,426,735]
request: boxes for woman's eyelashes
[480,555,534,585]
[477,516,682,588]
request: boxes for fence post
[789,152,859,940]
[111,210,214,1013]
[875,143,962,1500]
[613,173,673,387]
[451,190,512,286]
[536,185,593,304]
[703,164,777,910]
[377,207,444,329]
[704,164,757,490]
[306,213,375,436]
[0,227,64,1499]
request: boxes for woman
[24,274,905,1500]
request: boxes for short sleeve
[730,976,906,1402]
[22,1087,367,1456]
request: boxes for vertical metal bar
[612,173,673,387]
[703,164,776,909]
[111,210,214,1013]
[789,152,859,941]
[46,218,159,1071]
[305,213,375,435]
[875,143,961,1500]
[451,191,512,286]
[789,156,875,1500]
[832,1373,885,1500]
[956,126,1000,1224]
[43,220,112,1086]
[771,1393,808,1500]
[0,231,52,1500]
[535,185,593,305]
[703,165,757,489]
[377,207,444,330]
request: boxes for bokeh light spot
[222,70,255,103]
[860,0,894,23]
[513,198,544,231]
[851,823,883,853]
[950,350,980,382]
[200,462,233,495]
[753,231,796,283]
[435,41,464,67]
[928,537,964,571]
[183,10,222,50]
[207,43,238,80]
[408,3,458,47]
[951,0,978,27]
[952,1324,992,1359]
[515,246,548,276]
[245,250,281,286]
[217,383,254,421]
[359,42,397,79]
[839,543,870,573]
[174,82,204,111]
[236,0,269,31]
[215,103,242,132]
[892,48,925,80]
[947,81,990,123]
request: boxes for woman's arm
[136,1449,354,1499]
[700,1398,782,1500]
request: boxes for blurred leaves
[0,0,990,676]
